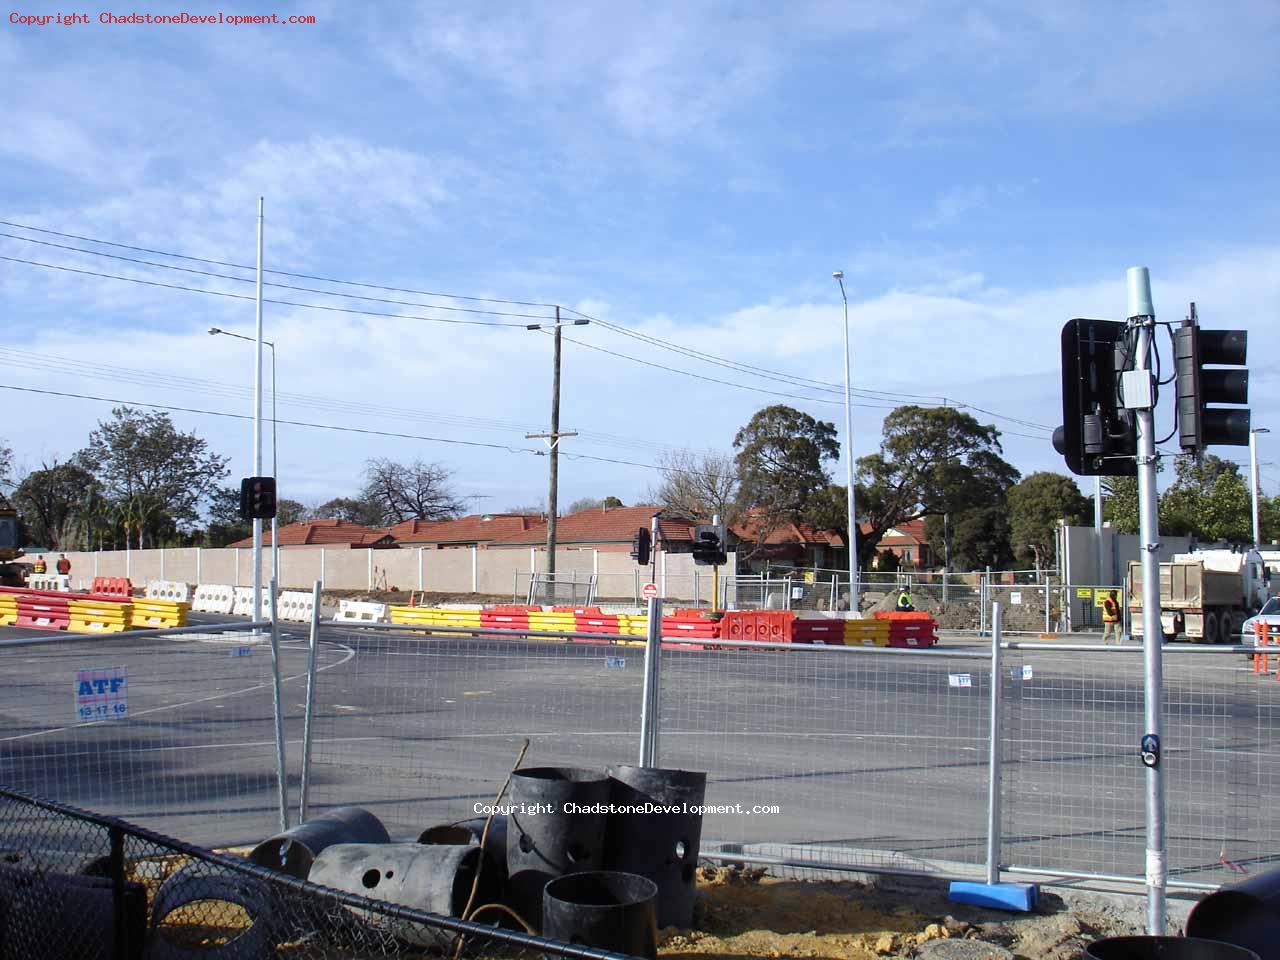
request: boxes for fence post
[366,550,373,590]
[298,578,322,823]
[418,547,424,592]
[986,601,1004,885]
[1044,578,1051,633]
[638,595,663,766]
[109,821,129,960]
[160,547,165,580]
[267,576,289,830]
[195,547,202,585]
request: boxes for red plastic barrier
[481,611,531,630]
[721,611,791,643]
[16,594,71,631]
[888,633,937,648]
[791,619,843,645]
[576,614,621,634]
[90,578,133,600]
[554,606,602,616]
[873,610,934,621]
[661,616,721,640]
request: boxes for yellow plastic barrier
[615,615,649,637]
[129,598,188,629]
[389,606,484,634]
[68,598,131,634]
[527,612,577,632]
[0,594,19,627]
[844,620,891,646]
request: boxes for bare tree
[361,458,465,524]
[648,450,740,523]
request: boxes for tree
[1260,494,1280,544]
[1161,455,1251,542]
[1007,472,1091,568]
[361,458,464,525]
[277,498,309,526]
[854,406,1019,569]
[77,407,228,546]
[948,506,1015,571]
[649,449,740,523]
[0,439,11,487]
[875,549,901,572]
[734,406,838,518]
[314,496,384,526]
[1102,476,1140,534]
[12,461,101,549]
[567,495,625,514]
[203,486,251,546]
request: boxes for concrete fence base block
[192,584,236,615]
[146,580,192,602]
[947,881,1039,912]
[334,600,389,624]
[277,590,315,623]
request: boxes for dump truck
[1127,548,1272,643]
[0,493,23,586]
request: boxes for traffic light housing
[239,476,277,521]
[630,527,651,566]
[691,524,727,566]
[1174,309,1249,451]
[1052,318,1137,477]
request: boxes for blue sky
[2,2,1279,513]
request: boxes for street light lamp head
[526,323,542,331]
[1254,427,1271,435]
[572,318,590,326]
[208,327,223,335]
[832,271,844,280]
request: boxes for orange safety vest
[33,560,46,574]
[1103,598,1120,622]
[56,558,71,574]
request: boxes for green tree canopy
[12,461,100,550]
[948,506,1015,571]
[733,405,839,522]
[1007,472,1091,567]
[314,496,384,527]
[853,406,1019,568]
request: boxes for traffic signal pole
[252,198,265,623]
[1128,267,1167,934]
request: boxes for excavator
[0,493,24,586]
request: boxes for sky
[2,1,1279,516]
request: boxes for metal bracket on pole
[638,595,662,767]
[298,579,322,823]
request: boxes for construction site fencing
[0,787,637,960]
[0,619,301,847]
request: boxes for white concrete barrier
[277,590,316,623]
[334,600,389,624]
[146,580,192,602]
[28,574,72,592]
[192,584,235,615]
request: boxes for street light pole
[832,272,860,614]
[525,310,589,597]
[253,198,265,622]
[1251,427,1270,547]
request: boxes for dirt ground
[661,865,1184,960]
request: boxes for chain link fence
[0,787,636,960]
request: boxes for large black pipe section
[1186,867,1280,960]
[543,871,658,959]
[604,765,706,929]
[308,842,499,948]
[147,862,275,960]
[0,862,146,960]
[1086,937,1259,960]
[505,767,610,930]
[248,806,388,879]
[419,816,508,879]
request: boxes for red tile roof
[387,514,542,545]
[230,519,383,548]
[731,512,846,547]
[880,518,929,546]
[493,505,694,546]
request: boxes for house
[230,519,396,549]
[385,514,543,549]
[490,504,696,553]
[730,514,847,571]
[875,519,934,568]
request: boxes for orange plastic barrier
[721,611,792,643]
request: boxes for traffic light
[1052,318,1137,477]
[630,527,651,566]
[1174,306,1249,451]
[239,476,277,521]
[691,524,727,566]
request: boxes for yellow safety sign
[1076,588,1093,598]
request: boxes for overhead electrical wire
[1,220,1055,436]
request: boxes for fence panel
[304,630,645,837]
[0,625,319,846]
[655,644,994,875]
[1001,645,1278,887]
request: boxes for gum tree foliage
[1161,455,1252,542]
[12,461,101,550]
[649,449,740,523]
[845,406,1020,569]
[314,496,385,526]
[567,495,625,514]
[0,440,11,486]
[947,505,1016,571]
[361,458,464,525]
[77,407,229,548]
[734,405,838,519]
[1007,472,1092,567]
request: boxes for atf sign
[75,667,128,722]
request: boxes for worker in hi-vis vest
[1102,590,1123,644]
[895,588,915,612]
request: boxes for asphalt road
[1,616,1274,887]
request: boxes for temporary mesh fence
[0,787,639,960]
[0,622,320,847]
[653,642,994,875]
[1000,644,1279,888]
[302,630,646,837]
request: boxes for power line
[0,255,529,328]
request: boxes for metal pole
[1250,429,1262,547]
[986,601,1004,885]
[252,197,264,622]
[547,309,562,582]
[1044,576,1051,633]
[267,575,289,830]
[1095,475,1106,583]
[943,512,950,604]
[1129,266,1166,934]
[270,343,279,590]
[298,579,322,823]
[638,594,662,766]
[835,274,860,613]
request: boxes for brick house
[490,504,696,553]
[729,514,847,571]
[385,514,542,550]
[231,518,396,549]
[874,518,934,568]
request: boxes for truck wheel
[1204,611,1218,644]
[1219,611,1235,644]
